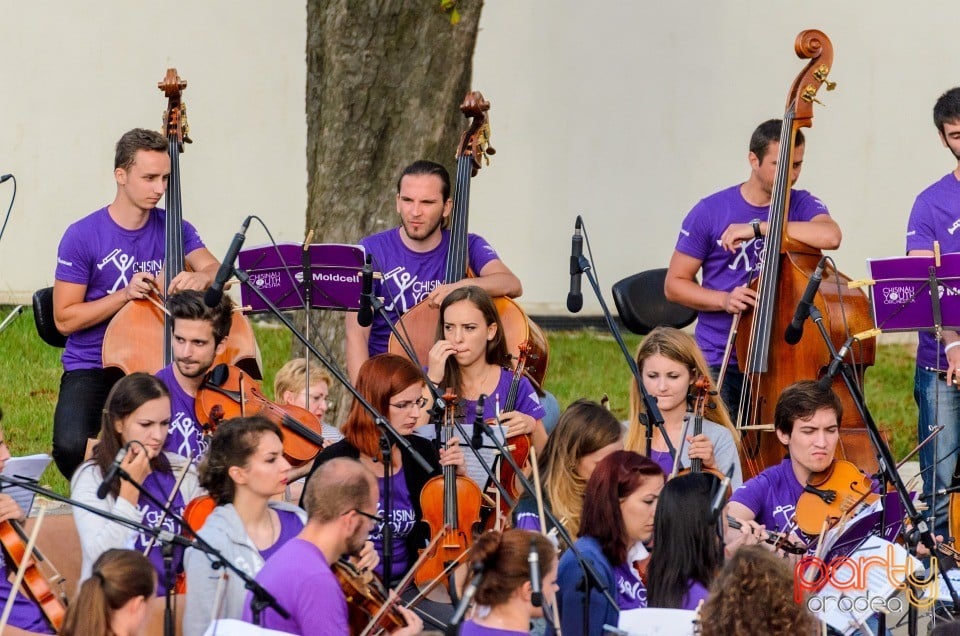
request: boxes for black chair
[611,268,697,336]
[32,286,68,348]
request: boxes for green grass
[0,308,917,496]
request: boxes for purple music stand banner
[237,242,364,314]
[866,252,960,332]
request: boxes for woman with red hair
[550,450,665,636]
[301,353,464,588]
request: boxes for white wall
[1,1,956,321]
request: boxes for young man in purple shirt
[52,128,219,478]
[727,380,842,543]
[154,290,234,462]
[244,457,422,635]
[664,120,841,419]
[906,86,960,539]
[344,160,522,383]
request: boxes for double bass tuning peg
[813,65,837,91]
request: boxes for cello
[734,30,878,480]
[101,68,260,378]
[387,91,549,389]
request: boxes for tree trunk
[304,0,483,422]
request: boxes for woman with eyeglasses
[182,416,308,636]
[417,285,546,486]
[302,353,465,588]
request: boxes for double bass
[388,91,549,389]
[101,68,260,378]
[734,30,878,479]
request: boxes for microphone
[450,561,484,625]
[357,254,374,327]
[818,328,881,389]
[97,444,129,499]
[784,256,827,345]
[709,464,734,521]
[0,174,12,184]
[204,216,252,308]
[566,216,583,313]
[528,538,543,607]
[471,394,486,450]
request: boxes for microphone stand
[0,475,288,632]
[570,243,675,460]
[808,305,960,633]
[474,416,618,627]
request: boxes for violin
[101,68,260,377]
[334,559,407,636]
[414,390,482,597]
[794,459,878,535]
[387,91,550,389]
[482,341,536,528]
[0,518,67,632]
[182,494,216,539]
[195,363,325,467]
[675,375,732,498]
[724,515,807,556]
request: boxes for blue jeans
[914,365,960,539]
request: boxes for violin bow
[0,497,48,631]
[529,444,562,635]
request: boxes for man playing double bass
[344,160,522,384]
[52,128,220,478]
[664,119,842,419]
[906,86,960,540]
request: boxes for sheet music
[0,453,51,515]
[812,536,920,635]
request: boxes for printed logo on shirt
[771,503,796,529]
[96,249,163,293]
[369,506,417,541]
[948,219,960,235]
[381,265,439,313]
[57,257,73,267]
[168,411,208,463]
[137,504,180,550]
[716,237,764,274]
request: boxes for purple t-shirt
[55,207,205,371]
[414,367,546,486]
[156,365,208,463]
[259,509,306,561]
[135,469,188,594]
[460,621,528,636]
[359,227,500,356]
[649,449,674,477]
[243,538,348,634]
[614,561,647,610]
[371,467,417,581]
[906,172,960,368]
[0,551,55,633]
[682,580,710,611]
[729,457,804,533]
[675,185,829,366]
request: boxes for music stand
[237,242,364,313]
[866,252,960,333]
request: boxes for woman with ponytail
[460,529,558,635]
[60,549,156,636]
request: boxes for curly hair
[698,545,818,636]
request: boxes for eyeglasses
[348,508,384,524]
[389,396,428,410]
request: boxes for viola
[182,494,216,539]
[0,518,67,632]
[195,363,325,467]
[794,459,878,536]
[101,68,260,377]
[675,375,732,498]
[414,390,482,597]
[387,91,550,389]
[733,31,877,480]
[334,559,407,636]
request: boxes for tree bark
[304,0,483,422]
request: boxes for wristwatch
[750,218,762,239]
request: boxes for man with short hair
[727,380,844,537]
[906,86,960,539]
[244,457,423,635]
[52,128,219,477]
[344,159,522,383]
[665,119,841,417]
[155,290,234,462]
